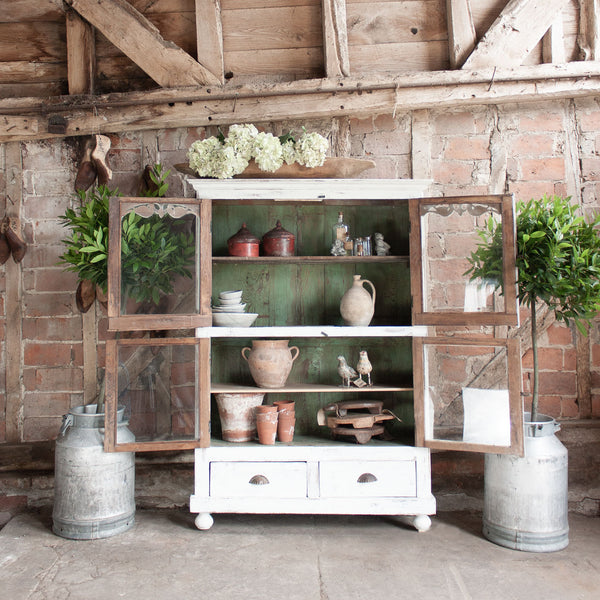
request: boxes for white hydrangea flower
[294,132,329,168]
[281,140,296,165]
[225,124,258,161]
[252,132,284,172]
[187,138,223,178]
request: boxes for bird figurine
[337,355,357,387]
[356,350,373,386]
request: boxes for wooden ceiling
[1,0,599,142]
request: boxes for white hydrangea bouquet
[187,124,329,179]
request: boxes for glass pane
[420,202,504,314]
[120,203,198,316]
[116,342,198,443]
[422,341,512,447]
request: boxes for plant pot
[241,339,300,388]
[215,392,265,442]
[273,399,295,414]
[277,412,296,443]
[52,404,136,540]
[483,413,569,552]
[256,411,278,445]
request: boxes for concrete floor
[1,509,598,600]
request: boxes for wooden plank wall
[0,1,582,99]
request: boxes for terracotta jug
[340,275,376,326]
[241,340,300,388]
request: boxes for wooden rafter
[64,0,221,87]
[578,0,600,60]
[195,0,224,85]
[2,62,600,143]
[446,0,477,69]
[322,0,350,77]
[66,10,95,95]
[463,0,570,70]
[542,16,566,64]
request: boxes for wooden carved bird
[356,350,373,386]
[337,355,357,387]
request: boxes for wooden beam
[3,62,600,142]
[195,0,224,85]
[65,0,221,87]
[577,0,600,61]
[463,0,570,70]
[322,0,350,77]
[542,15,566,64]
[411,110,432,180]
[4,142,24,443]
[446,0,477,69]
[66,10,96,95]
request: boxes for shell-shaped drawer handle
[249,474,270,485]
[357,473,378,484]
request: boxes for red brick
[374,114,398,132]
[0,495,27,512]
[561,397,580,418]
[444,137,490,161]
[22,367,83,392]
[349,117,374,136]
[538,371,576,396]
[508,182,555,201]
[592,394,600,417]
[519,112,564,132]
[431,161,473,185]
[23,417,64,442]
[536,395,562,418]
[522,347,565,372]
[23,392,71,418]
[22,317,83,342]
[509,133,557,156]
[32,269,78,293]
[546,323,574,346]
[363,130,410,156]
[24,293,76,317]
[580,158,600,181]
[577,109,600,132]
[519,157,565,181]
[433,112,477,135]
[24,342,73,367]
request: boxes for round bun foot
[194,513,214,530]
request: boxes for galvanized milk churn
[53,404,136,540]
[483,413,568,552]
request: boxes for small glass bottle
[332,211,349,245]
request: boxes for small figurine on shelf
[337,355,358,387]
[373,232,391,256]
[355,350,373,386]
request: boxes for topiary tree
[466,194,600,422]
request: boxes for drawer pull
[357,473,378,484]
[249,474,270,486]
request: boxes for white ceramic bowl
[212,303,247,312]
[212,312,258,327]
[219,290,243,300]
[218,297,245,306]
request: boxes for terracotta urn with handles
[241,339,300,388]
[340,274,376,326]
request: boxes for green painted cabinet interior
[210,200,415,441]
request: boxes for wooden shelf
[196,325,428,338]
[212,255,409,264]
[211,383,412,394]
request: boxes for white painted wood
[188,178,433,200]
[210,383,412,394]
[446,0,477,69]
[210,461,308,498]
[196,325,430,338]
[319,460,417,497]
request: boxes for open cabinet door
[409,195,518,326]
[414,337,523,456]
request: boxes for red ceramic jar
[227,223,260,257]
[262,220,295,257]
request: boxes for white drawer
[319,460,417,498]
[210,461,307,498]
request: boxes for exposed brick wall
[1,102,600,447]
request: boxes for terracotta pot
[215,393,265,442]
[256,411,278,445]
[262,220,295,257]
[340,274,376,326]
[241,340,300,388]
[255,404,277,414]
[273,400,295,414]
[277,413,296,443]
[227,223,260,257]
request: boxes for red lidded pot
[227,223,260,257]
[262,220,295,257]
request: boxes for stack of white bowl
[212,290,258,327]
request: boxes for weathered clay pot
[215,392,265,442]
[256,411,278,445]
[277,412,296,443]
[241,340,300,388]
[227,223,260,257]
[340,274,376,326]
[262,220,295,256]
[274,399,295,414]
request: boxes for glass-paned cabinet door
[409,195,518,326]
[107,197,212,331]
[413,337,523,455]
[104,338,210,452]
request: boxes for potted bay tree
[466,194,600,552]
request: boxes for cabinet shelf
[213,255,409,264]
[211,383,412,394]
[197,325,428,338]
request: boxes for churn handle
[59,414,74,437]
[289,346,300,362]
[241,347,251,362]
[362,278,376,306]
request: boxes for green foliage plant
[466,195,600,422]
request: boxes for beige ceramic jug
[241,339,300,388]
[340,274,376,326]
